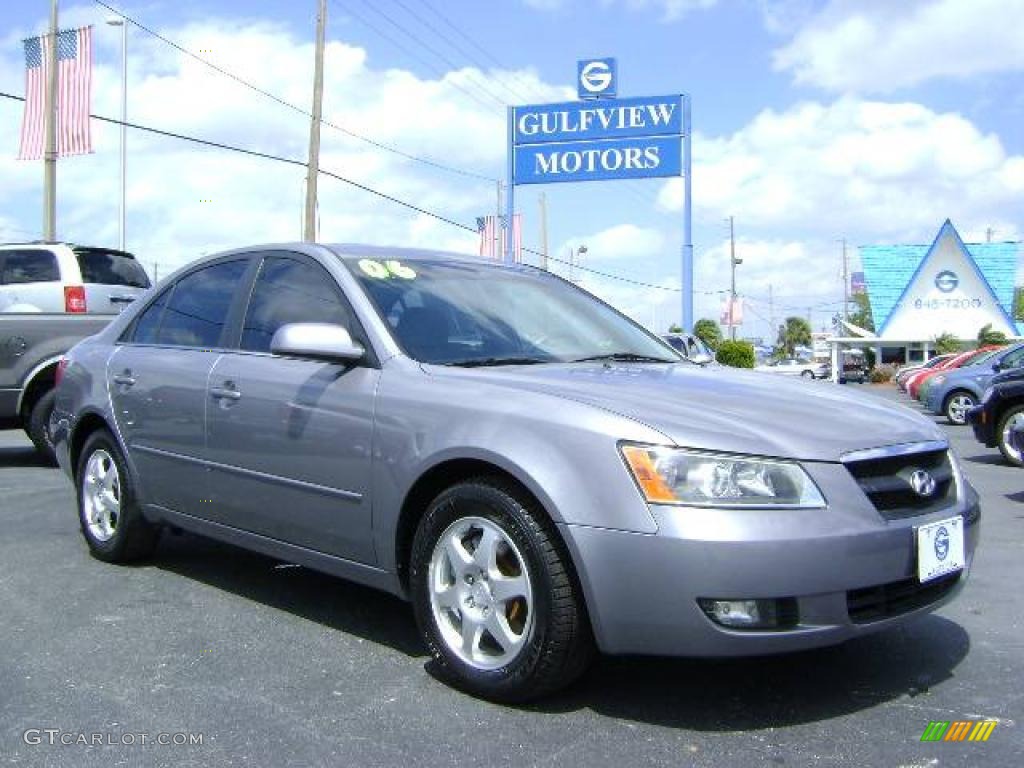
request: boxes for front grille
[844,448,956,520]
[847,572,961,624]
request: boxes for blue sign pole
[682,94,693,331]
[505,105,515,265]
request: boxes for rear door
[0,248,63,312]
[73,247,151,314]
[203,252,379,564]
[108,257,250,517]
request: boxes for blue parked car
[927,343,1024,425]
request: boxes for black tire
[409,477,593,702]
[996,405,1024,467]
[75,430,159,563]
[801,370,813,379]
[944,390,976,426]
[25,389,57,463]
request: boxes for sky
[1,0,1022,339]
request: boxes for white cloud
[523,0,717,21]
[773,0,1024,92]
[556,223,666,262]
[0,11,569,277]
[658,97,1024,243]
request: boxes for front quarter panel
[370,359,668,574]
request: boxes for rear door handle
[210,385,241,401]
[113,371,135,387]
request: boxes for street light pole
[575,245,587,284]
[106,16,127,251]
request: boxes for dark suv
[967,367,1024,466]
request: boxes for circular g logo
[580,61,613,94]
[934,526,950,561]
[935,270,959,293]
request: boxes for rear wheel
[409,478,593,702]
[996,405,1024,467]
[25,389,57,463]
[801,370,813,379]
[76,430,159,562]
[944,391,976,426]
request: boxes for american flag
[18,26,94,161]
[476,214,523,262]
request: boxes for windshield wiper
[570,352,677,364]
[443,356,553,368]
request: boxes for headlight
[620,445,826,508]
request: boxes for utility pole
[538,192,548,270]
[106,15,127,251]
[567,246,574,283]
[728,216,742,341]
[986,227,995,243]
[495,181,503,260]
[152,261,158,282]
[841,238,849,326]
[768,283,774,340]
[303,0,327,242]
[43,0,59,240]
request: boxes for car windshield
[963,348,1003,367]
[345,256,678,366]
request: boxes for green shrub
[869,364,896,383]
[716,340,755,368]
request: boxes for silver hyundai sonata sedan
[51,244,979,701]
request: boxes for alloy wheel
[82,449,121,542]
[428,516,534,670]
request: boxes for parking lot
[1,384,1020,768]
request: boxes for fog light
[698,598,796,629]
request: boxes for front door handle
[113,370,135,387]
[210,384,241,401]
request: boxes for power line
[91,0,496,182]
[0,91,687,294]
[348,0,509,107]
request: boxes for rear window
[74,248,150,288]
[0,249,59,284]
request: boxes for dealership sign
[503,59,694,328]
[511,94,684,186]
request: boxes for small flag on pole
[18,26,94,161]
[476,214,523,262]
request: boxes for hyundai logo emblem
[934,525,950,561]
[910,469,937,497]
[935,270,959,293]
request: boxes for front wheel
[409,478,593,702]
[76,430,159,562]
[997,405,1024,467]
[944,391,976,426]
[801,370,813,379]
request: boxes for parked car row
[1,242,151,459]
[894,341,1024,467]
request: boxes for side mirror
[270,323,364,362]
[691,352,714,366]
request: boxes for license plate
[916,516,965,583]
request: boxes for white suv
[0,243,150,314]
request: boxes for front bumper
[967,404,996,446]
[560,465,979,657]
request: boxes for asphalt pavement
[1,384,1021,767]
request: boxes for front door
[203,253,378,564]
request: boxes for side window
[131,289,170,344]
[1001,348,1024,369]
[666,337,685,353]
[0,249,59,284]
[240,257,353,353]
[157,260,247,348]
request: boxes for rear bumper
[561,498,979,658]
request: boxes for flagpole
[43,0,59,241]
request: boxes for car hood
[427,363,945,462]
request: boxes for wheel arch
[16,356,63,420]
[394,457,575,597]
[69,410,118,475]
